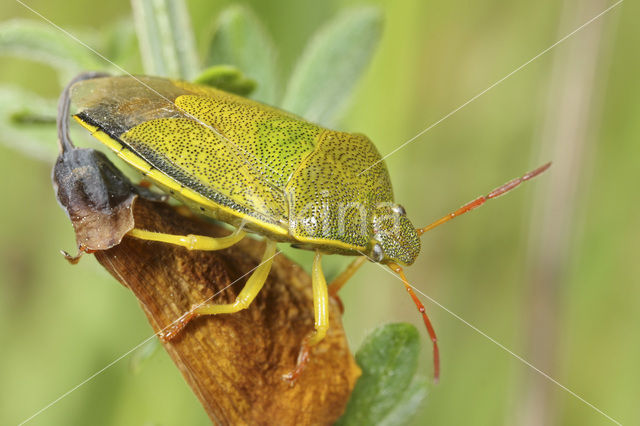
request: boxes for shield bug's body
[68,74,549,381]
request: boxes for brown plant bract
[54,72,360,425]
[92,198,360,425]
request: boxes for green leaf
[0,86,58,162]
[337,323,428,426]
[0,19,102,78]
[102,17,140,70]
[193,65,256,96]
[378,376,429,426]
[281,7,382,127]
[131,0,199,79]
[204,5,279,104]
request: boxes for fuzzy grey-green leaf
[131,0,198,79]
[378,376,429,426]
[0,86,57,162]
[337,323,425,426]
[0,19,101,76]
[102,18,139,69]
[204,5,278,104]
[281,7,382,127]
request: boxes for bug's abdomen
[286,131,393,254]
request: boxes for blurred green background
[0,0,637,425]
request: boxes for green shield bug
[65,73,550,382]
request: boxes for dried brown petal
[95,199,360,424]
[54,72,360,424]
[52,147,138,251]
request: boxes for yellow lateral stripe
[294,235,366,253]
[73,116,287,237]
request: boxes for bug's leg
[417,162,551,235]
[388,262,440,383]
[283,251,330,383]
[328,256,367,297]
[328,256,367,314]
[308,251,330,346]
[60,246,87,264]
[128,227,246,251]
[133,182,169,203]
[160,239,277,340]
[137,180,152,189]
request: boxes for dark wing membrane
[71,76,188,136]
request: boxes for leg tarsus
[60,248,85,264]
[159,240,277,340]
[159,311,195,341]
[283,340,312,385]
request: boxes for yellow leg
[282,251,330,382]
[308,251,330,345]
[128,227,245,251]
[193,239,277,315]
[160,239,277,340]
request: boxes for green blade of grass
[131,0,199,79]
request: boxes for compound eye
[392,204,406,216]
[371,243,384,263]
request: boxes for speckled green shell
[71,76,420,263]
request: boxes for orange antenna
[417,162,551,236]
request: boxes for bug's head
[369,203,421,266]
